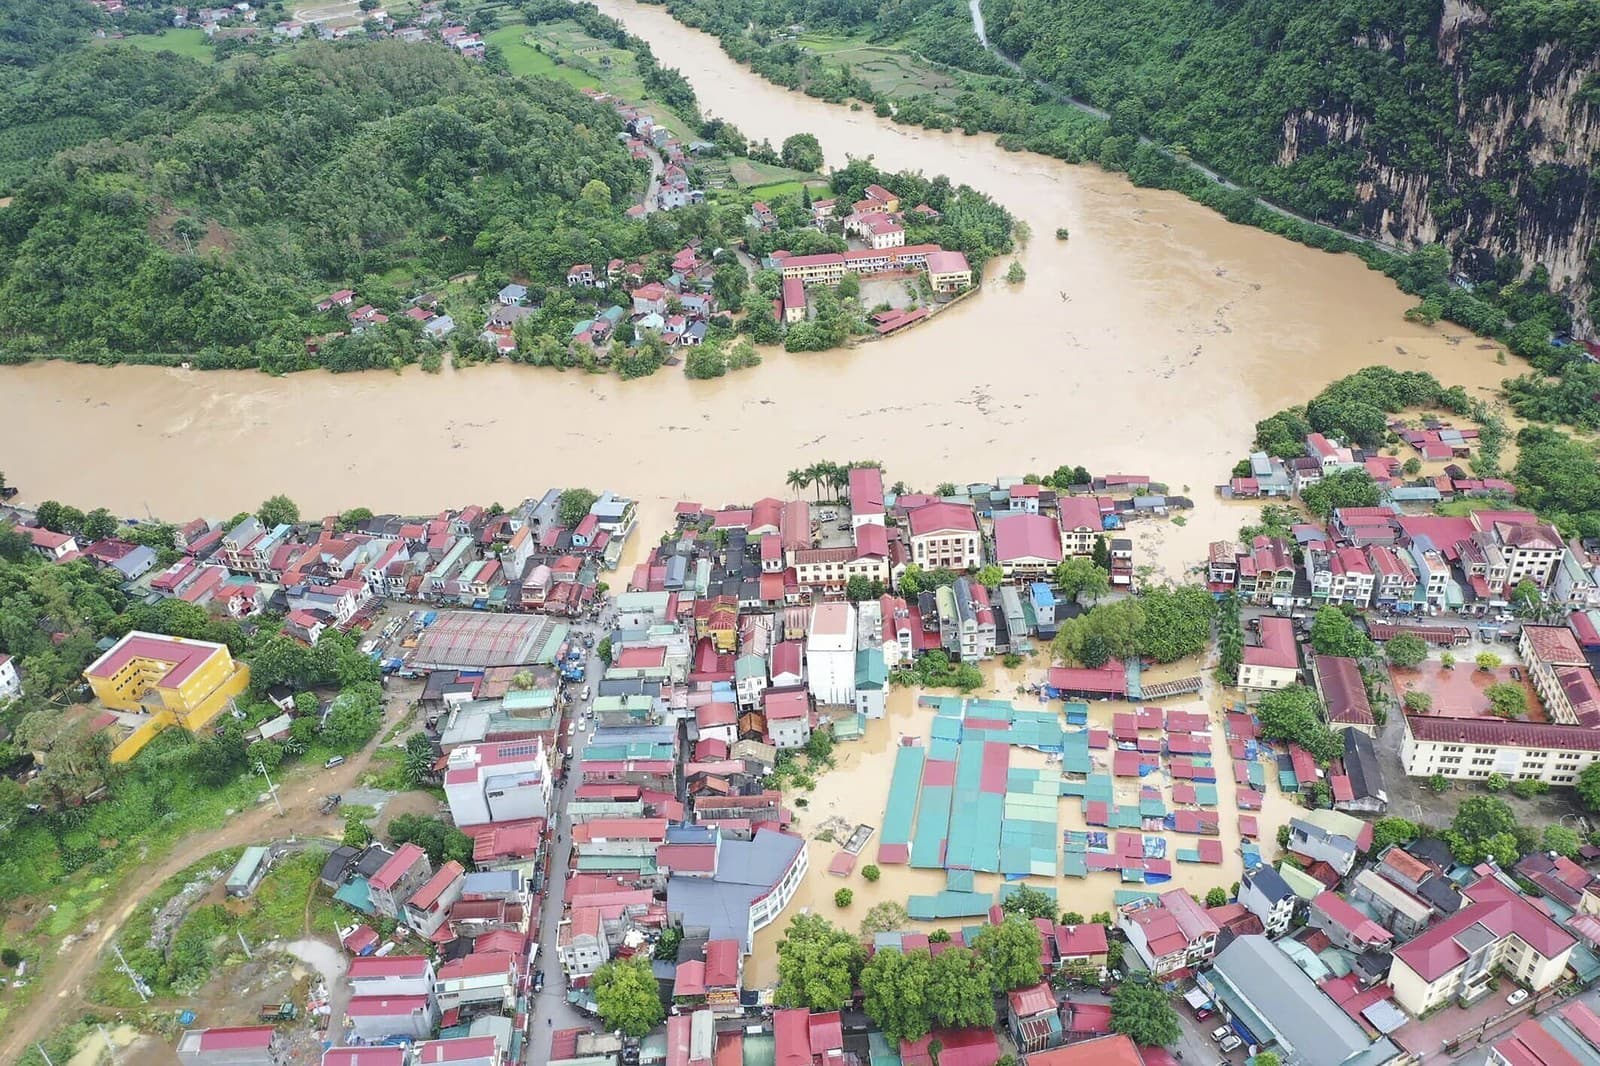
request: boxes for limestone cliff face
[1277,0,1600,331]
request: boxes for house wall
[1237,662,1297,691]
[747,843,809,945]
[1400,730,1600,786]
[1388,956,1452,1014]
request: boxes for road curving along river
[0,0,1508,570]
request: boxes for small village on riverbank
[5,442,1600,1066]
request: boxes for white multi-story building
[443,740,553,827]
[1400,715,1600,786]
[805,602,857,705]
[906,502,981,571]
[1309,547,1375,608]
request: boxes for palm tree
[786,468,810,498]
[831,466,850,499]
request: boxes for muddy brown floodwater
[0,0,1509,564]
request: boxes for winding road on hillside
[0,692,416,1063]
[964,0,1403,254]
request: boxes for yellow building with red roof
[84,631,250,761]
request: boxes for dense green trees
[0,40,646,367]
[1254,685,1341,764]
[1444,796,1521,866]
[1384,633,1428,668]
[775,913,864,1009]
[593,957,665,1037]
[388,813,473,867]
[1110,974,1181,1046]
[1301,470,1381,518]
[971,914,1043,990]
[1513,426,1600,539]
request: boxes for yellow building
[85,632,250,761]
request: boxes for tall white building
[806,602,857,705]
[443,739,553,827]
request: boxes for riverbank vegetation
[644,0,1594,359]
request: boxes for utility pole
[34,1045,54,1066]
[96,1024,117,1064]
[237,930,252,959]
[110,944,149,1003]
[257,761,285,817]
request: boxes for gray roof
[462,869,521,896]
[1342,729,1382,800]
[667,829,804,949]
[1244,864,1294,905]
[1211,935,1376,1066]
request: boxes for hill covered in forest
[0,37,650,369]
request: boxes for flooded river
[0,0,1508,566]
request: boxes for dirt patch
[372,788,447,838]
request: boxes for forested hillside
[0,37,649,369]
[984,0,1600,331]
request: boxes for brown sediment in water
[0,2,1507,561]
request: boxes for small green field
[102,27,213,61]
[491,18,699,136]
[796,33,963,106]
[728,158,822,187]
[485,23,600,87]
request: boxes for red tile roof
[84,632,227,687]
[1243,616,1298,670]
[1006,981,1056,1017]
[1313,891,1392,944]
[407,861,464,911]
[1524,625,1587,665]
[906,501,977,536]
[1406,714,1600,751]
[1055,922,1109,957]
[1028,1034,1145,1066]
[348,955,431,980]
[994,513,1063,563]
[1058,496,1102,531]
[369,843,428,892]
[193,1027,275,1051]
[1394,871,1574,981]
[705,938,739,987]
[774,1008,810,1066]
[1315,655,1374,726]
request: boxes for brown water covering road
[0,0,1507,557]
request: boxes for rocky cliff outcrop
[1278,0,1600,330]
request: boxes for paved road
[964,0,1402,255]
[641,146,665,215]
[527,617,612,1059]
[0,684,418,1063]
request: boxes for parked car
[1219,1036,1243,1054]
[534,971,545,993]
[324,755,346,769]
[1508,988,1530,1006]
[1193,1008,1213,1021]
[1210,1026,1231,1042]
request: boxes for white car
[1219,1036,1243,1054]
[1210,1026,1231,1042]
[1507,988,1530,1006]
